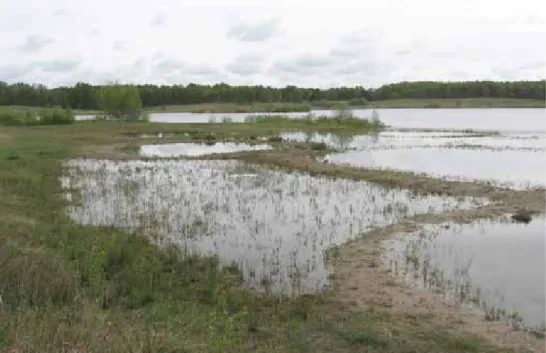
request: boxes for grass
[242,113,384,131]
[0,123,529,352]
[146,102,312,113]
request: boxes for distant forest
[0,80,544,109]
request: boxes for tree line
[0,80,543,110]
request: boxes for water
[76,108,546,132]
[383,215,546,328]
[324,147,546,190]
[140,142,272,157]
[315,130,546,190]
[283,131,546,151]
[61,159,487,296]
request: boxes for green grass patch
[242,111,384,132]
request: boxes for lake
[76,108,546,132]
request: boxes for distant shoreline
[146,98,545,113]
[1,98,543,117]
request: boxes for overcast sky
[1,0,545,88]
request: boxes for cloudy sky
[1,0,545,88]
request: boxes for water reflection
[324,147,546,190]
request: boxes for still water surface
[383,215,546,328]
[76,108,546,132]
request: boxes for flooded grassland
[2,114,545,352]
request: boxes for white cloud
[37,59,81,73]
[227,18,280,42]
[225,54,264,76]
[0,0,544,87]
[151,12,168,27]
[17,35,55,53]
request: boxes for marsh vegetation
[0,99,544,352]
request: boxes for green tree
[96,83,148,121]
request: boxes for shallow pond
[61,159,487,295]
[76,108,546,132]
[382,215,546,329]
[140,142,272,157]
[324,147,545,190]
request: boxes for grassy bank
[242,113,384,131]
[0,123,530,352]
[147,102,312,114]
[143,98,544,113]
[367,98,545,109]
[2,97,542,117]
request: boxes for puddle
[140,142,272,157]
[382,215,546,329]
[324,147,545,190]
[61,159,487,296]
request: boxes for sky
[0,0,545,88]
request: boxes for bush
[0,110,36,126]
[96,83,148,121]
[39,109,75,125]
[0,108,74,126]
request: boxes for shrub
[0,108,75,126]
[96,83,148,121]
[0,110,36,126]
[39,109,75,125]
